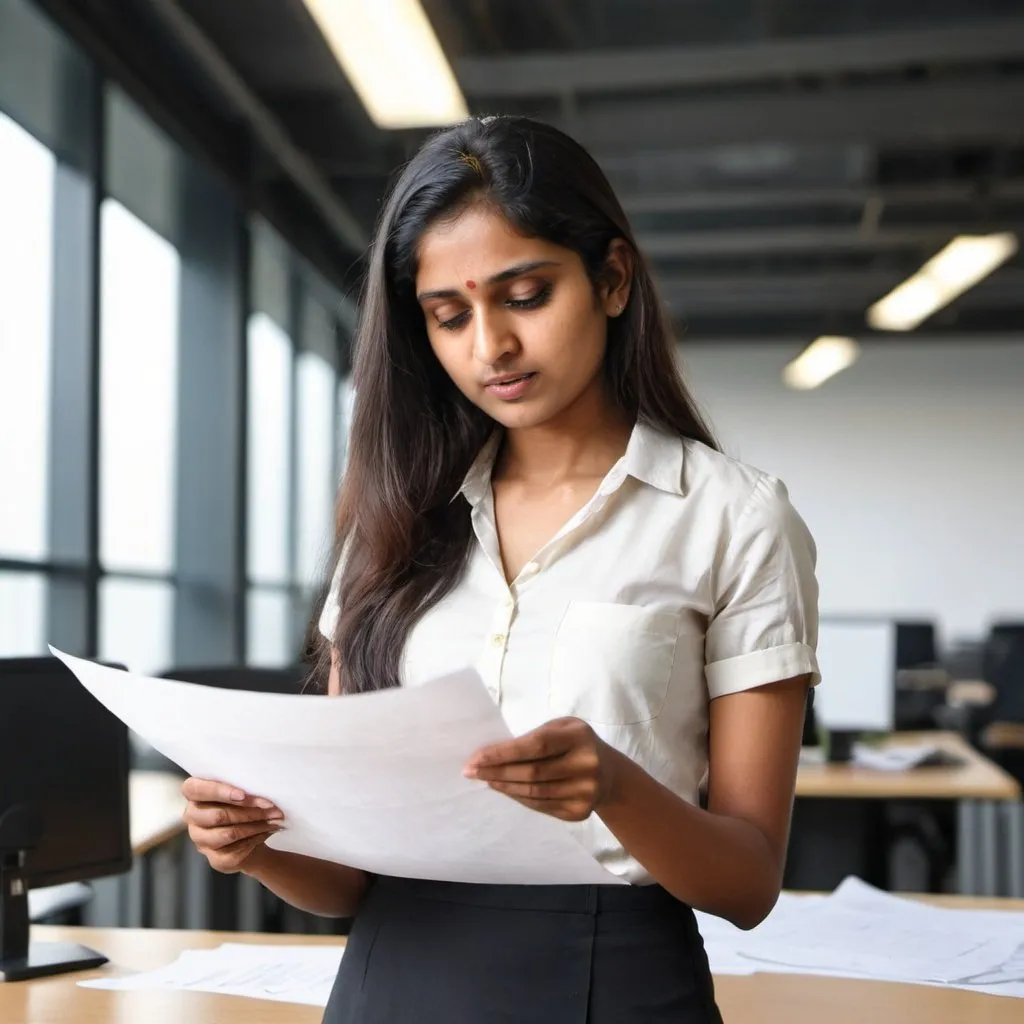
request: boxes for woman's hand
[463,717,623,821]
[181,777,285,874]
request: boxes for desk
[130,771,187,856]
[6,897,1023,1024]
[796,732,1023,898]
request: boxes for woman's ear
[600,239,634,317]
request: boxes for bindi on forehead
[466,280,477,289]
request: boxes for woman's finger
[181,776,276,810]
[191,819,283,851]
[470,756,573,784]
[500,795,593,822]
[486,778,592,802]
[206,833,272,873]
[185,802,284,829]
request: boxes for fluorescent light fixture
[867,232,1018,331]
[303,0,469,129]
[782,336,860,390]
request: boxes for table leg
[238,875,264,932]
[957,800,979,895]
[184,843,211,930]
[978,801,999,896]
[1006,802,1024,899]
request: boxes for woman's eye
[507,283,552,310]
[437,309,470,332]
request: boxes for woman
[182,116,819,1023]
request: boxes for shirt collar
[455,419,686,508]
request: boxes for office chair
[161,665,306,694]
[977,624,1024,789]
[893,621,946,731]
[983,623,1024,723]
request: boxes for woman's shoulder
[681,438,774,499]
[678,437,805,532]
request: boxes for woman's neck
[496,386,633,487]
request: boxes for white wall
[681,339,1024,646]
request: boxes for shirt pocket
[548,601,680,726]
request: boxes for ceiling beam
[144,0,367,252]
[573,78,1024,151]
[456,18,1024,97]
[675,312,1024,342]
[621,181,1024,214]
[635,225,986,258]
[659,268,1024,313]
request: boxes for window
[247,311,293,586]
[0,571,46,657]
[98,577,174,676]
[295,349,336,587]
[98,198,180,574]
[0,110,55,561]
[246,589,292,668]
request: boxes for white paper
[52,648,622,887]
[851,743,940,772]
[80,943,343,1006]
[724,878,1024,988]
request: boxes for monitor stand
[0,849,108,983]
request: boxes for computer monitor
[0,656,131,982]
[813,618,896,759]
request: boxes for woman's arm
[466,674,809,930]
[597,675,809,929]
[242,847,370,918]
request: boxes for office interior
[1,0,1023,1011]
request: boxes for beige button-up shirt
[321,421,820,884]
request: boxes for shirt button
[491,633,507,648]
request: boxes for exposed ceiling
[39,0,1024,343]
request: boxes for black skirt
[323,876,723,1023]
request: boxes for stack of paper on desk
[697,878,1024,997]
[80,944,343,1005]
[51,648,621,887]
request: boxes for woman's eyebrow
[417,260,560,303]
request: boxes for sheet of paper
[695,894,824,977]
[827,878,1024,985]
[851,743,940,772]
[696,879,1024,996]
[80,943,343,1006]
[734,877,1022,984]
[52,648,623,887]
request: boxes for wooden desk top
[7,898,1023,1024]
[129,771,187,857]
[796,731,1022,802]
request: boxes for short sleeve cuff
[706,642,820,699]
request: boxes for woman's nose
[472,311,519,365]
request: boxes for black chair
[983,623,1024,723]
[893,621,946,731]
[978,624,1024,789]
[161,665,307,694]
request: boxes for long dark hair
[317,116,716,694]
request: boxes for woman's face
[415,204,629,431]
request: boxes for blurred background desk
[791,732,1023,897]
[130,770,187,857]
